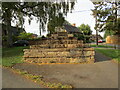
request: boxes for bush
[2,36,7,41]
[12,35,18,42]
[28,37,42,41]
[46,33,51,37]
[18,32,33,40]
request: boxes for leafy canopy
[78,24,92,43]
[18,32,33,40]
[1,1,76,46]
[47,13,65,34]
[78,24,92,35]
[2,2,75,29]
[91,1,119,34]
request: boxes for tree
[47,13,65,34]
[104,30,115,39]
[91,1,120,45]
[104,17,120,38]
[78,24,92,43]
[105,17,120,34]
[2,1,75,47]
[91,1,120,33]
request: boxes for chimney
[72,23,76,27]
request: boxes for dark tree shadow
[94,51,112,62]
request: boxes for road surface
[13,51,119,88]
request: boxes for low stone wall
[24,57,94,64]
[29,39,82,45]
[23,32,95,64]
[23,47,95,64]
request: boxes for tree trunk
[7,20,13,47]
[95,7,98,46]
[96,29,98,46]
[6,10,13,47]
[39,19,42,36]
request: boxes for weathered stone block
[23,32,95,64]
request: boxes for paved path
[13,51,119,88]
[2,67,42,88]
[0,66,2,89]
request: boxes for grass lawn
[95,48,120,62]
[90,45,114,48]
[1,46,29,67]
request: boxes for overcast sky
[17,0,105,37]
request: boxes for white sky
[14,0,105,37]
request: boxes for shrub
[18,32,33,40]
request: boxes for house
[55,24,82,34]
[1,23,26,47]
[63,24,81,34]
[31,34,38,38]
[1,24,26,36]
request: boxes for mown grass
[1,46,29,67]
[95,48,120,62]
[90,45,114,48]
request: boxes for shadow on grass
[94,51,112,62]
[2,46,29,57]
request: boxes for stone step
[30,44,84,48]
[24,48,94,52]
[24,57,94,64]
[30,40,83,45]
[23,51,95,58]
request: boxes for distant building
[31,34,38,38]
[55,24,82,34]
[90,34,103,41]
[63,24,81,34]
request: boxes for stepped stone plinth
[23,31,95,64]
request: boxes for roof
[1,23,26,36]
[63,24,81,33]
[90,34,103,40]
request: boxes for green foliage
[31,75,43,80]
[74,34,84,40]
[46,33,51,37]
[78,24,92,35]
[47,13,65,34]
[63,20,71,25]
[78,24,92,43]
[103,18,120,38]
[28,37,41,41]
[12,35,18,42]
[91,2,119,34]
[18,32,33,40]
[2,46,29,67]
[104,30,115,39]
[104,18,120,35]
[2,2,75,46]
[19,70,28,75]
[2,36,8,41]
